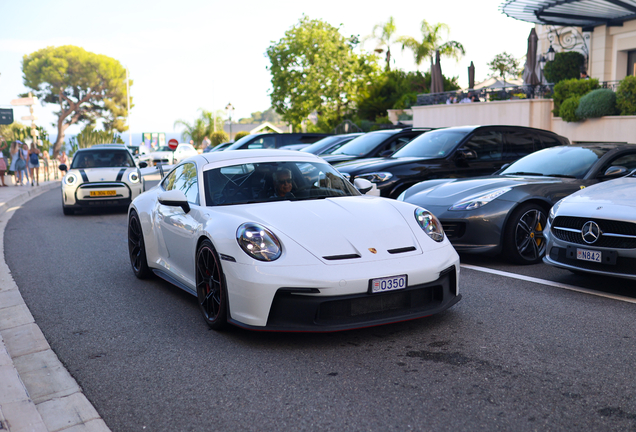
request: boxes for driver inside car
[272,168,295,199]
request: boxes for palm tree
[367,17,398,71]
[173,116,207,147]
[397,20,465,71]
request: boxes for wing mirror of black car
[602,166,628,178]
[353,178,373,195]
[158,190,191,213]
[380,149,394,157]
[58,164,67,172]
[457,148,477,160]
[138,161,148,168]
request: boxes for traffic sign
[11,97,38,106]
[21,115,38,121]
[168,138,179,150]
[0,108,13,125]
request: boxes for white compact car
[146,143,198,166]
[60,144,144,215]
[544,172,636,280]
[127,150,461,331]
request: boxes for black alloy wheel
[196,240,228,330]
[128,210,151,278]
[504,203,548,265]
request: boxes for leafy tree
[397,20,465,71]
[67,126,124,158]
[366,17,398,71]
[487,52,521,85]
[543,52,585,84]
[616,75,636,115]
[210,131,229,145]
[174,108,224,148]
[21,45,131,157]
[267,16,380,132]
[238,107,283,124]
[356,70,459,121]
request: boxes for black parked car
[336,125,570,198]
[225,133,331,150]
[321,127,433,165]
[300,133,363,155]
[399,144,636,264]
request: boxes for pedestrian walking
[42,150,50,181]
[10,140,26,185]
[58,151,68,173]
[0,137,8,186]
[20,143,30,184]
[28,142,40,186]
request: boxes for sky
[0,0,534,145]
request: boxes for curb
[0,183,111,432]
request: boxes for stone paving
[0,176,110,432]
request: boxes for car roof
[76,144,130,151]
[201,149,322,164]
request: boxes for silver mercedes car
[544,170,636,280]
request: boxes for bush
[210,131,230,145]
[552,78,599,116]
[544,52,586,84]
[616,75,636,115]
[560,96,583,122]
[575,89,617,119]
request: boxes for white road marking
[460,263,636,304]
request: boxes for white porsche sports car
[544,171,636,280]
[60,144,144,215]
[127,150,461,331]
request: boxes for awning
[500,0,636,29]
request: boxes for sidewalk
[0,176,110,432]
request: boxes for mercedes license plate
[90,190,116,197]
[370,274,407,294]
[577,248,602,263]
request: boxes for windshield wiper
[504,172,545,176]
[545,173,576,178]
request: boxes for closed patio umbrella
[522,28,540,86]
[430,50,444,93]
[468,61,475,89]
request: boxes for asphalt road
[5,189,636,431]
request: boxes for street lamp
[546,45,556,62]
[225,103,234,140]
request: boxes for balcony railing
[415,81,621,106]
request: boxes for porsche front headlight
[415,208,444,242]
[129,171,140,183]
[449,187,511,211]
[357,172,393,183]
[237,223,282,261]
[63,173,78,186]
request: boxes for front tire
[196,240,228,330]
[503,203,547,265]
[128,210,151,278]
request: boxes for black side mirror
[457,149,477,160]
[602,166,628,178]
[59,164,67,172]
[380,149,394,157]
[138,161,148,168]
[158,190,190,213]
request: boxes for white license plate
[577,248,602,263]
[371,274,407,294]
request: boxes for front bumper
[222,246,460,330]
[62,181,142,208]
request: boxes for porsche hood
[223,197,427,263]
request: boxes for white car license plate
[577,248,602,263]
[371,275,407,294]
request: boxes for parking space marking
[461,264,636,304]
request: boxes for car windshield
[203,161,360,206]
[155,146,173,152]
[71,150,135,169]
[391,130,469,158]
[301,136,346,154]
[330,132,393,156]
[500,146,611,178]
[225,134,260,151]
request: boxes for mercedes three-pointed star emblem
[581,221,601,244]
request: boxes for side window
[463,130,504,161]
[503,130,537,159]
[161,163,199,204]
[247,135,277,149]
[600,153,636,174]
[538,134,561,150]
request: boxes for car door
[157,162,200,285]
[453,128,505,177]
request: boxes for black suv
[225,133,331,150]
[321,127,433,165]
[336,125,570,198]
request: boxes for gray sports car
[398,144,636,264]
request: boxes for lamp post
[225,103,234,141]
[546,45,556,62]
